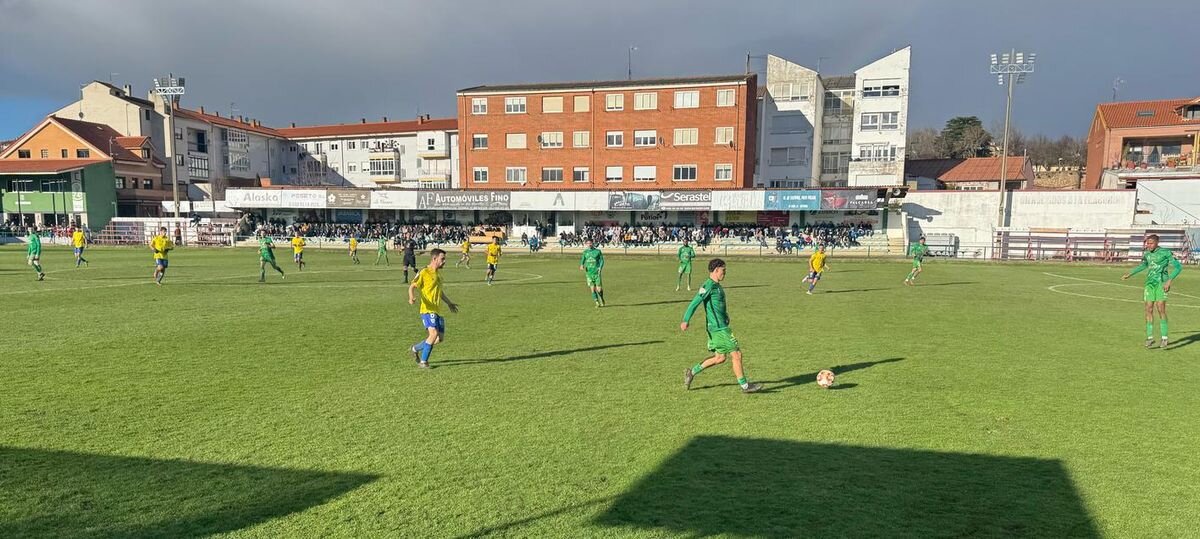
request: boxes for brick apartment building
[1085,97,1200,189]
[456,75,757,190]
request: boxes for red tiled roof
[276,118,457,138]
[1096,97,1200,129]
[905,157,1033,182]
[53,117,144,161]
[0,159,108,174]
[115,136,149,149]
[174,106,283,137]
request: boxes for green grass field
[1,245,1197,538]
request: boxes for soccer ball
[816,369,835,389]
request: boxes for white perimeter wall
[1135,179,1200,226]
[904,190,1137,245]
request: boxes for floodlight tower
[989,49,1035,228]
[153,74,186,219]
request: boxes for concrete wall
[904,190,1137,245]
[1136,178,1200,225]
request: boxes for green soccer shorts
[586,272,602,287]
[678,262,692,274]
[1144,284,1167,302]
[706,328,740,354]
[912,258,923,269]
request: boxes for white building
[276,116,459,189]
[757,46,911,188]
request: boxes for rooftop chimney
[418,116,425,124]
[123,84,132,95]
[361,118,366,124]
[291,122,296,128]
[215,111,221,117]
[382,116,388,122]
[199,106,205,114]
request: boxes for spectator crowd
[558,222,873,250]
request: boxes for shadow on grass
[1165,332,1200,350]
[911,281,980,287]
[597,436,1098,538]
[0,446,377,538]
[607,299,690,308]
[435,340,664,367]
[454,496,616,538]
[821,287,890,294]
[693,357,905,392]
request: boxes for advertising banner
[326,189,371,208]
[417,190,510,210]
[225,189,282,208]
[757,211,790,226]
[511,191,575,211]
[820,189,877,210]
[370,190,419,209]
[608,191,660,210]
[763,190,820,211]
[711,190,765,211]
[722,211,758,223]
[659,190,712,210]
[281,190,326,209]
[575,192,610,211]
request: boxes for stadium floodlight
[153,74,186,219]
[988,49,1036,230]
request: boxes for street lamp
[627,46,638,80]
[989,49,1035,228]
[152,74,185,219]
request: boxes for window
[634,130,657,147]
[174,127,182,140]
[505,167,527,183]
[76,149,90,158]
[506,133,527,149]
[504,97,526,113]
[606,131,623,147]
[821,151,851,174]
[673,128,698,146]
[542,167,564,182]
[61,149,68,158]
[717,89,735,107]
[347,141,356,150]
[473,167,489,183]
[360,161,369,171]
[574,95,589,112]
[605,166,622,182]
[606,94,624,111]
[769,147,807,166]
[143,179,152,189]
[473,134,489,149]
[540,132,563,149]
[573,167,590,182]
[880,112,899,130]
[115,177,125,189]
[347,163,358,173]
[861,113,880,131]
[39,149,48,158]
[674,90,699,108]
[369,158,396,176]
[144,109,151,121]
[771,82,808,101]
[634,165,656,182]
[858,143,897,161]
[314,143,323,154]
[187,155,210,178]
[17,149,30,158]
[715,127,735,145]
[715,164,733,181]
[1185,106,1200,120]
[426,138,436,151]
[822,124,852,145]
[863,80,901,97]
[230,154,250,172]
[634,92,657,110]
[573,131,590,148]
[672,165,698,181]
[331,143,339,150]
[771,114,808,134]
[472,97,488,115]
[542,96,563,113]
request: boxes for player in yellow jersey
[803,245,829,295]
[71,226,89,268]
[348,236,360,264]
[485,236,502,285]
[456,238,471,269]
[408,248,459,368]
[150,226,174,286]
[291,234,307,270]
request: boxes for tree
[939,116,993,158]
[906,127,943,159]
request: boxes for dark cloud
[0,0,1195,139]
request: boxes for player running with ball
[681,258,763,393]
[1122,233,1183,348]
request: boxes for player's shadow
[723,284,770,289]
[821,287,890,294]
[913,281,979,287]
[0,445,376,538]
[1167,332,1200,350]
[434,340,664,367]
[692,357,905,392]
[607,299,690,308]
[597,436,1098,538]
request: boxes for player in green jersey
[26,230,45,281]
[904,237,929,286]
[257,232,286,282]
[579,238,606,307]
[676,239,696,292]
[681,258,763,394]
[1122,234,1183,348]
[375,236,390,266]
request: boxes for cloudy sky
[1,0,1195,141]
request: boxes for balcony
[416,169,451,181]
[417,147,449,159]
